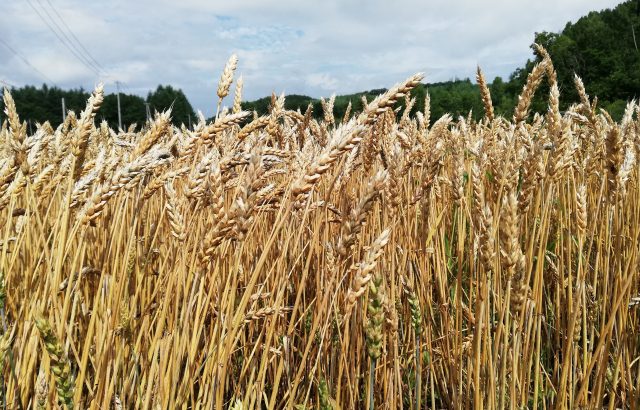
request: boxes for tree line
[0,84,196,130]
[2,0,639,128]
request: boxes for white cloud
[0,0,624,115]
[306,73,339,92]
[105,62,151,85]
[31,51,94,83]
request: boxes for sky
[0,0,624,116]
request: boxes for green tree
[147,85,196,127]
[0,84,90,128]
[99,93,147,130]
[524,1,640,119]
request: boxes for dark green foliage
[241,94,318,115]
[0,84,90,128]
[146,85,196,127]
[99,93,147,130]
[420,80,484,121]
[506,1,640,120]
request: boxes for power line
[0,79,17,88]
[0,38,56,85]
[25,0,101,77]
[43,0,106,73]
[34,0,103,75]
[26,0,101,77]
[39,0,107,75]
[119,81,134,94]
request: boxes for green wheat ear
[318,378,333,410]
[34,315,74,409]
[365,270,384,410]
[408,292,422,335]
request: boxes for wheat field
[0,48,639,409]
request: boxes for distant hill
[241,79,487,122]
[2,0,638,128]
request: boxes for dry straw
[0,50,638,409]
